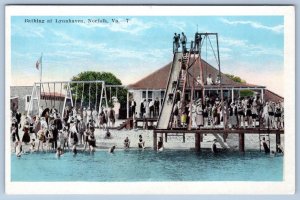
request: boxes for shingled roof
[128,58,265,90]
[264,89,284,102]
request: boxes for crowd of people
[168,92,284,130]
[173,32,202,53]
[10,104,147,157]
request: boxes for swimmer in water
[211,139,218,153]
[157,137,163,151]
[109,145,116,153]
[30,138,36,152]
[15,141,23,157]
[138,135,145,149]
[261,137,270,154]
[56,147,64,157]
[124,137,130,149]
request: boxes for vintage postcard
[5,5,295,194]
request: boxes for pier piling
[276,131,281,152]
[239,133,245,152]
[153,131,157,150]
[195,133,201,152]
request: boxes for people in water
[88,134,96,153]
[261,137,270,154]
[124,137,130,149]
[211,139,218,153]
[157,137,163,151]
[15,141,23,157]
[30,138,36,152]
[56,147,64,157]
[109,145,116,153]
[138,135,145,149]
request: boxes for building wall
[10,86,39,114]
[130,89,165,117]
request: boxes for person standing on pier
[194,32,202,51]
[130,98,136,117]
[154,97,160,117]
[173,33,180,53]
[180,32,187,53]
[140,99,145,118]
[149,99,154,118]
[237,100,245,129]
[195,99,204,129]
[77,118,86,145]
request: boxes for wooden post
[126,92,129,118]
[239,133,245,152]
[153,131,157,150]
[165,133,168,143]
[183,133,185,143]
[276,132,281,152]
[195,133,201,152]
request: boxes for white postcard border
[5,5,295,195]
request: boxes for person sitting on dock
[124,137,130,148]
[138,135,145,149]
[261,137,270,154]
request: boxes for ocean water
[11,149,283,182]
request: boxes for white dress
[195,105,204,126]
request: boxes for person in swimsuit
[124,137,130,148]
[138,135,145,149]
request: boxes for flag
[36,55,42,70]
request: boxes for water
[11,150,283,182]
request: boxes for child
[30,138,36,152]
[138,135,145,149]
[15,141,23,157]
[124,137,130,148]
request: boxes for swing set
[26,80,123,116]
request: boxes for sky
[10,15,284,95]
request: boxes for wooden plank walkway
[154,128,284,134]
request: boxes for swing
[88,83,91,109]
[75,83,79,108]
[81,83,85,108]
[59,83,63,112]
[47,83,52,108]
[53,83,56,109]
[41,83,47,107]
[95,83,98,110]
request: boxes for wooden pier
[153,128,284,152]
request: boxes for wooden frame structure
[27,80,116,116]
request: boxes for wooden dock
[153,128,284,152]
